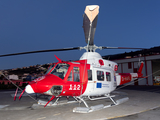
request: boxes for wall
[112,54,160,85]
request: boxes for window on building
[134,68,137,73]
[128,62,132,69]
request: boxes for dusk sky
[0,0,160,70]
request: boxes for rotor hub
[80,45,102,52]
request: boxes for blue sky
[0,0,160,70]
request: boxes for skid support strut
[74,96,89,108]
[105,94,117,105]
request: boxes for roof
[103,46,160,60]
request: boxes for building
[103,46,160,86]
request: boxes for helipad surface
[0,86,160,120]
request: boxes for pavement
[0,86,160,120]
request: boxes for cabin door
[93,68,112,94]
[66,66,82,96]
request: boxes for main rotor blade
[0,47,80,57]
[83,5,99,45]
[102,46,147,49]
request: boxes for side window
[106,72,111,81]
[88,70,92,81]
[97,70,104,81]
[67,67,80,82]
[67,70,72,81]
[73,67,80,82]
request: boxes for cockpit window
[45,64,56,74]
[50,63,70,79]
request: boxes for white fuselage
[80,52,117,96]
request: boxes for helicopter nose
[25,84,35,94]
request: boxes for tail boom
[116,62,144,86]
[116,73,138,86]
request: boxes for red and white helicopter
[0,5,144,113]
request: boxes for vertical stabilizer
[137,62,144,77]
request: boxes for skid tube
[32,96,78,109]
[73,94,129,113]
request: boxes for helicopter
[0,5,145,113]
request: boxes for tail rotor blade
[83,5,99,45]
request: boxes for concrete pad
[0,89,160,120]
[0,105,9,109]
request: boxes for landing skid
[31,94,128,113]
[38,99,77,106]
[73,94,129,113]
[31,97,78,109]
